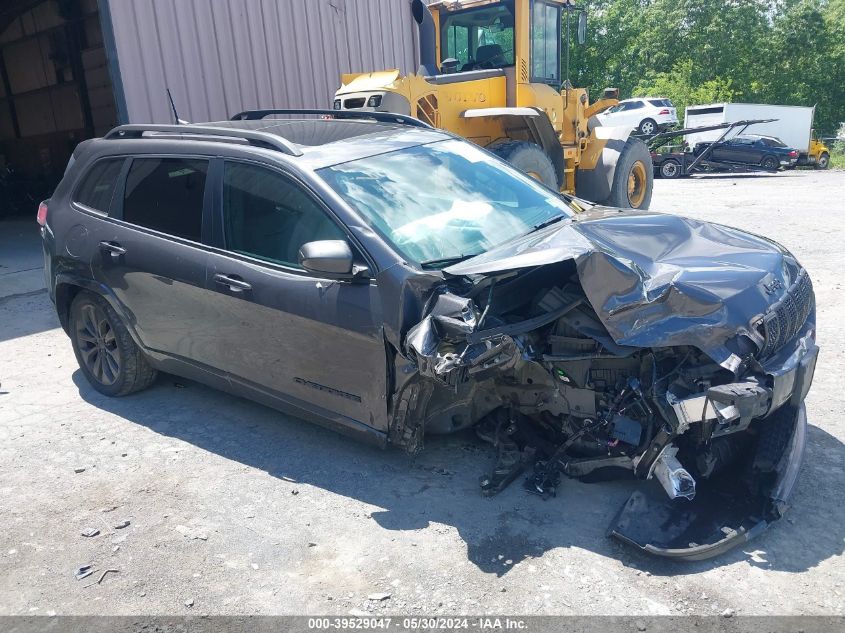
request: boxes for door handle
[214,273,252,293]
[99,241,126,258]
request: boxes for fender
[575,124,631,203]
[53,273,144,351]
[461,107,565,184]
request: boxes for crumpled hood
[445,208,803,368]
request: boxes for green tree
[632,59,737,117]
[566,0,844,134]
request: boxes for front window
[441,1,515,71]
[531,0,561,85]
[222,162,345,268]
[318,140,572,267]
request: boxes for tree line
[568,0,845,135]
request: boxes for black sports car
[694,134,799,170]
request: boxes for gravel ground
[0,170,844,616]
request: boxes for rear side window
[123,158,208,241]
[762,137,786,147]
[74,159,124,213]
[222,162,345,268]
[648,99,672,107]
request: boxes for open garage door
[0,0,117,217]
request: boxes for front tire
[659,159,682,179]
[70,291,157,396]
[489,140,558,189]
[603,137,653,209]
[816,152,830,169]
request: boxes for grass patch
[829,141,845,170]
[830,152,845,170]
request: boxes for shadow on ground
[0,289,58,342]
[680,173,779,180]
[73,370,845,577]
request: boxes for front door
[203,160,389,433]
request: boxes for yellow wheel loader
[334,0,653,209]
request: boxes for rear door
[202,159,389,433]
[90,155,217,366]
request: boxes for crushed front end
[388,210,818,560]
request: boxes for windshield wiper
[528,213,569,234]
[419,254,476,269]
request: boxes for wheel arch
[461,107,565,185]
[55,274,139,346]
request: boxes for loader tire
[816,152,830,170]
[602,137,653,209]
[489,141,558,189]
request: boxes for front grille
[343,98,365,109]
[756,268,814,358]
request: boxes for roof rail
[103,124,303,156]
[230,108,432,129]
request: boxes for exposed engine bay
[384,210,818,559]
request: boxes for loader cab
[439,1,516,72]
[434,0,562,86]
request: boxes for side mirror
[298,240,354,276]
[577,12,587,45]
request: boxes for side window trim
[109,157,132,220]
[215,158,377,276]
[71,156,129,217]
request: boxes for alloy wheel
[76,304,121,386]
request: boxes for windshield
[318,140,572,267]
[440,1,515,71]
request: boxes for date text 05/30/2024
[307,617,528,630]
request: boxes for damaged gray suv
[40,110,818,560]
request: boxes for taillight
[789,150,798,158]
[658,109,670,115]
[36,201,48,226]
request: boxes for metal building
[0,0,417,208]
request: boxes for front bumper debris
[609,403,808,560]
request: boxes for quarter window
[74,158,124,214]
[222,162,345,268]
[123,158,208,241]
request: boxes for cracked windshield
[318,139,572,267]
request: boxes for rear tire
[602,137,653,209]
[659,159,682,179]
[70,291,157,397]
[638,118,657,136]
[489,140,558,189]
[761,155,779,171]
[816,152,830,170]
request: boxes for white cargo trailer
[684,103,815,155]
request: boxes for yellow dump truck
[335,0,653,209]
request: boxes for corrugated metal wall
[104,0,418,123]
